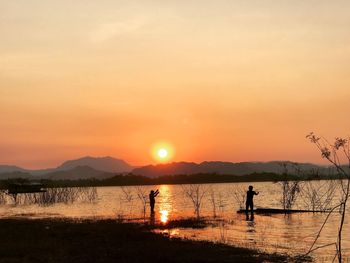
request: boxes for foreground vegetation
[0,218,308,263]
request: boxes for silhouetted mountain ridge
[57,156,133,173]
[0,156,133,180]
[0,165,28,174]
[131,161,327,178]
[44,166,114,180]
[0,171,32,180]
[0,158,335,180]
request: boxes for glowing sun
[158,148,168,159]
[151,142,174,162]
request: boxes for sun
[151,142,174,162]
[158,148,168,159]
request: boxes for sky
[1,0,350,169]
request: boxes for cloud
[89,17,147,43]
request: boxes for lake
[0,181,349,262]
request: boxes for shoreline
[0,217,310,263]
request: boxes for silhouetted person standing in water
[246,185,259,220]
[149,189,159,214]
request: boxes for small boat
[237,207,329,214]
[7,183,46,195]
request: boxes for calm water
[0,181,349,262]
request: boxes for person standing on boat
[149,189,159,214]
[246,185,259,220]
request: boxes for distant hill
[0,171,33,180]
[0,156,133,180]
[43,166,114,180]
[132,161,325,178]
[0,165,28,174]
[57,156,133,173]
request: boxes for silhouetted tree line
[0,172,346,189]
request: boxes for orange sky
[1,1,350,169]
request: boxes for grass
[148,217,209,229]
[0,218,310,263]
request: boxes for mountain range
[0,156,331,181]
[0,156,133,180]
[131,161,326,178]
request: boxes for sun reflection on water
[157,185,172,224]
[160,210,169,223]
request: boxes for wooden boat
[237,207,330,214]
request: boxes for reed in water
[4,187,98,205]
